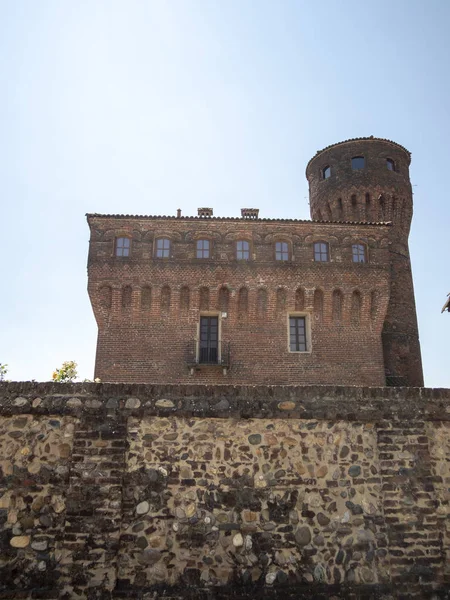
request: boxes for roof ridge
[86,213,391,227]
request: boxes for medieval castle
[1,138,449,599]
[87,137,423,387]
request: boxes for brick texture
[306,137,423,386]
[87,137,423,386]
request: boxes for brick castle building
[87,137,423,387]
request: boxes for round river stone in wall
[348,466,361,477]
[317,512,330,526]
[155,399,175,408]
[277,401,296,411]
[248,434,262,445]
[138,549,162,565]
[31,539,48,552]
[295,526,311,547]
[136,501,149,515]
[10,536,30,548]
[125,397,141,409]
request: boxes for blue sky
[1,0,449,386]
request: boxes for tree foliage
[0,363,8,381]
[52,361,78,383]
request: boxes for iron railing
[186,340,231,368]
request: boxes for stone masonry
[0,382,448,599]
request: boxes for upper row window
[324,156,396,176]
[237,240,250,260]
[275,241,289,261]
[196,239,210,259]
[115,238,366,263]
[115,237,130,257]
[156,238,170,258]
[314,241,329,262]
[352,243,366,263]
[351,156,365,170]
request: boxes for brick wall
[306,137,423,386]
[0,382,449,599]
[87,216,391,385]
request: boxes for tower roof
[306,136,411,174]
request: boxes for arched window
[196,239,210,259]
[238,287,248,320]
[386,158,395,171]
[122,286,132,309]
[199,287,210,310]
[276,288,287,314]
[160,286,171,315]
[275,241,289,261]
[236,240,250,260]
[351,290,362,326]
[314,241,329,262]
[156,238,170,258]
[314,289,324,323]
[351,156,365,170]
[295,287,305,311]
[141,286,152,309]
[322,166,331,179]
[99,285,112,309]
[180,286,190,313]
[115,237,130,257]
[352,243,367,263]
[257,288,267,319]
[219,286,229,312]
[332,289,343,323]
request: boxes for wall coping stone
[0,382,449,421]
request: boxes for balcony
[186,340,231,374]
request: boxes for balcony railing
[186,340,231,370]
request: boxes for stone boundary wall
[0,382,449,599]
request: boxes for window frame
[196,312,222,364]
[386,158,395,171]
[351,156,365,170]
[155,237,171,259]
[275,240,290,261]
[287,313,311,353]
[322,165,331,179]
[236,239,251,260]
[313,241,330,262]
[352,243,367,263]
[115,236,131,257]
[196,239,211,259]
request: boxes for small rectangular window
[116,237,130,257]
[351,156,365,170]
[314,242,329,262]
[156,238,171,258]
[289,316,307,352]
[323,166,331,179]
[237,240,250,260]
[196,239,210,259]
[352,243,366,263]
[275,241,289,261]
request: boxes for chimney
[198,207,213,217]
[177,209,181,218]
[241,208,259,219]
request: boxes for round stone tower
[306,137,423,386]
